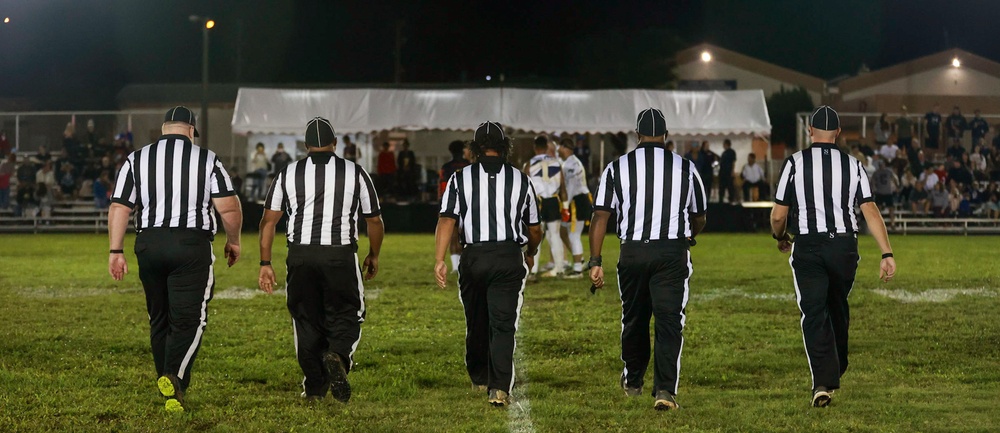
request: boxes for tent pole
[600,138,605,170]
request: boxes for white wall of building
[842,66,1000,101]
[676,61,822,104]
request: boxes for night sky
[1,0,998,109]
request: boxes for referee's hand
[434,260,448,288]
[224,242,240,267]
[590,266,605,288]
[108,254,128,281]
[362,254,379,280]
[258,265,276,294]
[880,256,897,283]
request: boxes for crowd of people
[856,104,1000,224]
[0,121,134,219]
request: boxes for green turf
[0,233,998,432]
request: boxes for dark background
[0,0,996,109]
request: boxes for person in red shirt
[376,141,396,198]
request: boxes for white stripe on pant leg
[508,259,535,433]
[178,243,215,380]
[618,264,628,386]
[789,243,817,390]
[349,254,367,369]
[672,250,692,395]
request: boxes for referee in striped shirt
[258,117,384,403]
[771,106,896,408]
[434,121,542,407]
[589,108,708,411]
[108,106,243,413]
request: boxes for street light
[189,15,214,148]
[951,57,961,68]
[701,51,712,62]
[3,17,9,24]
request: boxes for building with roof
[674,43,826,105]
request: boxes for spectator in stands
[947,138,967,162]
[396,139,418,199]
[14,179,37,217]
[909,181,930,215]
[230,169,244,198]
[696,141,718,200]
[947,159,973,188]
[0,153,14,209]
[0,130,10,157]
[35,161,59,200]
[271,142,293,175]
[58,162,76,197]
[93,171,111,209]
[890,149,909,177]
[249,143,269,200]
[969,147,988,180]
[899,168,916,208]
[929,182,950,217]
[111,134,130,168]
[36,183,53,221]
[894,106,915,149]
[924,105,943,149]
[969,109,989,146]
[872,159,899,226]
[919,164,939,190]
[16,155,37,186]
[873,112,890,151]
[342,135,360,163]
[857,139,875,159]
[879,139,899,162]
[63,125,83,174]
[934,163,948,186]
[665,140,674,152]
[946,106,967,148]
[35,145,52,163]
[981,193,1000,219]
[574,137,591,169]
[740,152,765,202]
[377,141,396,198]
[719,139,736,203]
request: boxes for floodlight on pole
[701,51,712,62]
[951,57,961,68]
[189,15,213,148]
[3,17,9,24]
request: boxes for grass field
[1,232,999,432]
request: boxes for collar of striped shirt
[478,155,504,174]
[636,141,665,149]
[307,151,337,164]
[809,142,838,150]
[160,134,192,143]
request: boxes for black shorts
[875,194,894,207]
[571,193,593,221]
[539,197,561,222]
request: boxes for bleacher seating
[0,200,133,233]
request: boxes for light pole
[189,15,214,148]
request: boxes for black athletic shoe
[620,375,642,397]
[811,387,832,407]
[653,390,679,411]
[322,352,352,403]
[488,388,510,407]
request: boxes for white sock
[450,254,461,271]
[573,261,583,273]
[546,221,565,272]
[532,248,541,273]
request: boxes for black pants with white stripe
[285,244,365,396]
[135,228,215,392]
[617,239,691,396]
[789,234,858,391]
[458,242,528,394]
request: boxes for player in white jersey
[557,138,592,275]
[525,135,566,278]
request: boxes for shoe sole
[164,398,184,413]
[654,400,678,411]
[812,392,831,407]
[323,353,352,403]
[489,401,508,407]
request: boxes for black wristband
[772,233,789,241]
[587,256,602,268]
[109,249,124,254]
[260,260,272,266]
[881,253,893,259]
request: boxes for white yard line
[873,288,996,303]
[508,329,536,433]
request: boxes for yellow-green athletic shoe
[157,375,185,413]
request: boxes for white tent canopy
[231,88,771,136]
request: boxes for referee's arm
[211,159,242,267]
[258,173,284,294]
[108,160,135,281]
[588,165,617,288]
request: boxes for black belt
[288,243,358,252]
[620,238,689,245]
[797,232,857,239]
[465,241,521,248]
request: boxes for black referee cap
[475,121,506,142]
[809,105,840,131]
[164,106,199,137]
[305,117,336,148]
[636,108,667,137]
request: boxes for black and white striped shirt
[440,156,540,244]
[111,134,236,233]
[264,152,380,246]
[774,142,874,235]
[593,143,708,240]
